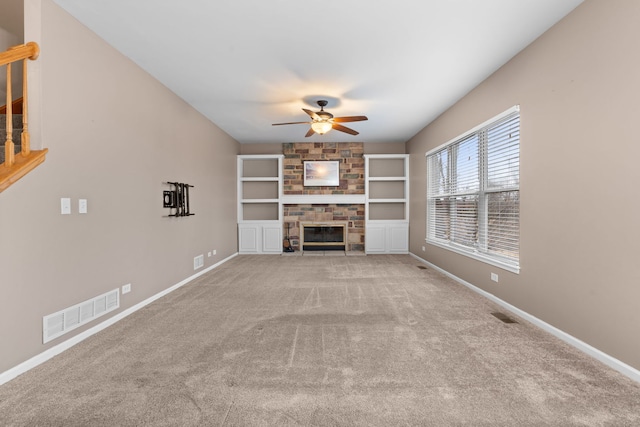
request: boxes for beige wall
[0,4,23,101]
[0,26,20,50]
[408,0,640,370]
[0,0,24,39]
[363,141,406,155]
[0,0,239,373]
[239,142,283,155]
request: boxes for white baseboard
[0,252,238,386]
[409,253,640,384]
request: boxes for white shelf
[367,176,406,181]
[240,177,279,182]
[364,154,408,159]
[364,154,409,221]
[238,155,284,254]
[368,198,407,203]
[237,155,284,223]
[364,154,410,253]
[241,199,279,203]
[237,153,410,254]
[366,219,409,224]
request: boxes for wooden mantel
[280,194,366,205]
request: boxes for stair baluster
[4,62,14,167]
[21,57,30,157]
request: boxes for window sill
[425,238,520,274]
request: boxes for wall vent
[194,254,204,270]
[43,289,120,343]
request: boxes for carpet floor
[1,255,639,426]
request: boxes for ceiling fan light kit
[273,100,368,137]
[311,121,332,135]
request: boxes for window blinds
[427,107,520,271]
[482,113,520,260]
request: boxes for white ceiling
[52,0,582,144]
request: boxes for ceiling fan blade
[302,108,320,121]
[304,128,316,138]
[332,115,368,123]
[272,121,311,126]
[332,123,359,135]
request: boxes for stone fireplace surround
[282,142,365,252]
[284,204,364,252]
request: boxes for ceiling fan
[272,100,368,137]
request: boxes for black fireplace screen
[304,226,345,244]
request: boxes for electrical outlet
[422,246,426,252]
[207,252,212,257]
[491,273,499,283]
[122,283,131,294]
[213,250,216,255]
[79,199,88,214]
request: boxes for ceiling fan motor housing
[317,111,333,120]
[316,100,333,120]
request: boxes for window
[426,106,520,273]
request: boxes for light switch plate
[61,198,71,215]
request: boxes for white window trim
[426,238,520,274]
[425,106,520,157]
[425,105,520,274]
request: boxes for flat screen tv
[303,161,340,187]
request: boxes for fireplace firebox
[301,222,347,251]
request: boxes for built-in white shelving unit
[237,153,409,255]
[237,155,283,254]
[364,154,410,254]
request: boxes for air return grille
[43,289,119,343]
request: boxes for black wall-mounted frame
[163,182,195,217]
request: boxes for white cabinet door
[238,222,283,254]
[262,225,282,253]
[238,225,259,253]
[389,224,409,253]
[365,225,387,253]
[365,222,409,254]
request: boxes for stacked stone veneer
[283,204,365,252]
[283,142,365,251]
[282,142,364,194]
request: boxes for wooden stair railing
[0,42,47,193]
